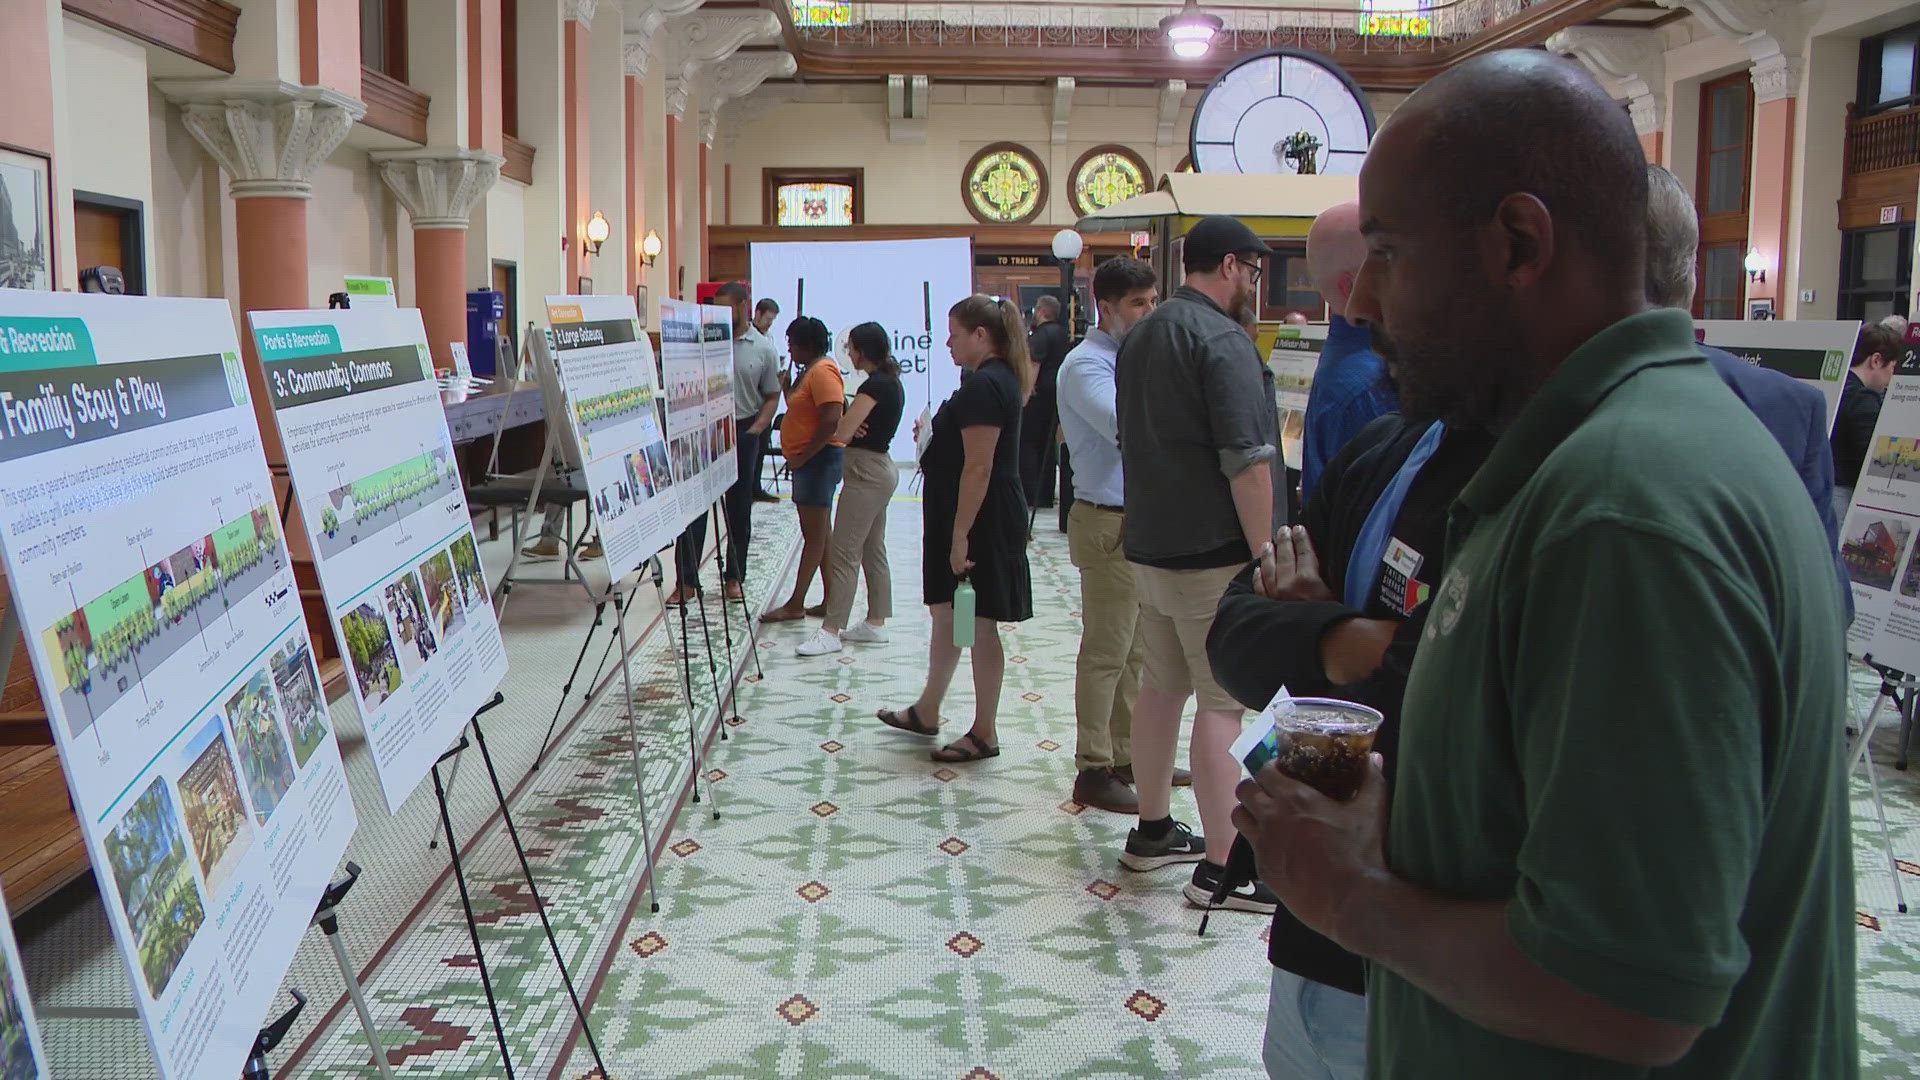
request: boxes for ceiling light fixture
[1160,0,1223,59]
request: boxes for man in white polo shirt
[1056,256,1161,813]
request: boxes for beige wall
[307,152,404,306]
[723,83,1404,227]
[60,18,156,290]
[147,87,222,298]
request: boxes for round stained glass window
[963,143,1047,224]
[1069,145,1151,217]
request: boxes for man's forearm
[1229,461,1275,556]
[1334,873,1702,1069]
[750,394,777,433]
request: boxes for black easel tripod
[430,692,612,1078]
[241,991,306,1080]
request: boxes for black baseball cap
[1181,215,1274,264]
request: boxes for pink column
[564,17,590,290]
[1640,131,1664,167]
[699,143,709,289]
[1747,95,1796,304]
[236,197,312,462]
[468,0,503,155]
[627,75,645,289]
[415,229,467,371]
[299,0,361,97]
[666,114,679,296]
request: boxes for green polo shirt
[1371,309,1856,1079]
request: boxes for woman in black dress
[878,295,1033,762]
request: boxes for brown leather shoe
[1115,763,1192,788]
[1072,768,1140,815]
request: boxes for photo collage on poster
[0,293,355,1079]
[251,307,509,814]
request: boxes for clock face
[1189,49,1375,176]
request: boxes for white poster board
[1268,323,1328,471]
[659,299,711,517]
[750,237,974,461]
[543,294,679,573]
[249,308,511,813]
[701,305,739,502]
[0,291,356,1078]
[343,276,397,309]
[0,887,48,1077]
[1695,319,1860,434]
[1845,324,1920,668]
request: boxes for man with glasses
[1114,215,1287,914]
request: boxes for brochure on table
[249,307,511,814]
[1844,324,1920,668]
[1695,319,1859,434]
[544,294,679,574]
[0,291,356,1079]
[1267,323,1327,472]
[701,305,739,503]
[0,886,48,1077]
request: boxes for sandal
[931,732,1000,763]
[805,604,827,617]
[878,705,939,736]
[759,607,806,623]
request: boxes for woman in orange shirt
[761,316,845,622]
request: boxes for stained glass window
[1070,147,1150,216]
[775,182,855,227]
[964,144,1046,224]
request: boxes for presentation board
[343,276,397,309]
[1696,319,1860,434]
[249,307,511,814]
[660,299,711,521]
[749,236,974,462]
[1267,323,1328,472]
[702,305,739,503]
[543,294,680,573]
[1844,324,1920,669]
[0,887,48,1077]
[0,291,355,1078]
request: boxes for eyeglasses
[1234,254,1265,287]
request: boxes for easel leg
[534,597,611,771]
[427,725,469,851]
[467,714,612,1074]
[613,590,664,915]
[707,497,749,733]
[323,923,395,1080]
[431,748,516,1078]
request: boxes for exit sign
[1883,206,1902,224]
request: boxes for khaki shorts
[1131,562,1245,715]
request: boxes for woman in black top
[797,322,906,657]
[877,296,1033,762]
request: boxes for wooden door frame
[72,190,145,295]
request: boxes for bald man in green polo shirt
[1231,51,1855,1079]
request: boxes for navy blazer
[1702,344,1850,611]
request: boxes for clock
[1189,49,1375,176]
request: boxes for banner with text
[1846,325,1920,667]
[749,237,973,461]
[545,295,683,572]
[1696,319,1860,435]
[1267,323,1328,472]
[250,307,511,814]
[0,291,356,1079]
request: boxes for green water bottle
[952,578,976,648]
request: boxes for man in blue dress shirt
[1302,202,1398,500]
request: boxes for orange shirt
[783,358,846,460]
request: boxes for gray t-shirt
[731,326,781,421]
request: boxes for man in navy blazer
[1647,164,1849,610]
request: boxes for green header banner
[344,276,394,299]
[0,317,97,371]
[255,324,344,361]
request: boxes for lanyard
[1344,422,1445,610]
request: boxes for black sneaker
[1183,859,1279,914]
[1118,819,1206,872]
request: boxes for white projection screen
[750,237,975,462]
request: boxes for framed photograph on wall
[0,144,54,291]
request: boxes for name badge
[1379,537,1428,616]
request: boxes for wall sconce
[640,229,663,268]
[1744,248,1768,284]
[584,211,611,257]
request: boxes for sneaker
[1118,819,1206,872]
[1184,859,1279,914]
[576,539,604,561]
[520,536,562,561]
[753,491,781,504]
[795,628,842,657]
[841,622,890,644]
[1072,767,1139,815]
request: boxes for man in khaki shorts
[1114,215,1286,913]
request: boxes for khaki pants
[1068,503,1141,771]
[1132,561,1245,715]
[824,447,897,627]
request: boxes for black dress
[921,358,1032,622]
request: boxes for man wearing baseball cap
[1113,214,1287,913]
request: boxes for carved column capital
[158,80,366,199]
[370,148,504,229]
[1549,26,1668,135]
[564,0,597,25]
[1656,0,1809,102]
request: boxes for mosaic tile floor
[15,487,1920,1078]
